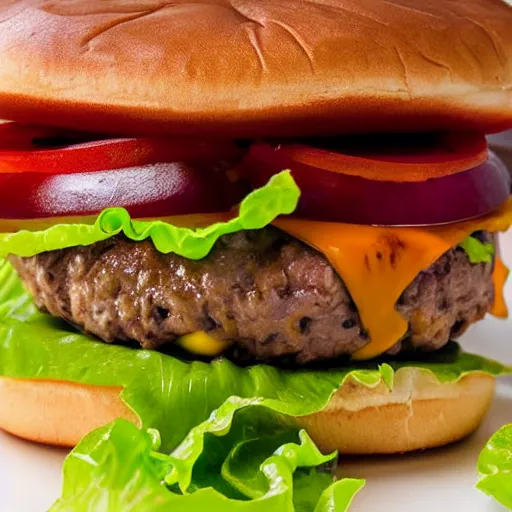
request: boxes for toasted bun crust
[297,368,495,454]
[0,378,140,447]
[0,369,494,453]
[0,1,511,137]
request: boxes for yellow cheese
[275,198,512,360]
[177,331,232,357]
[491,258,509,318]
[4,201,511,361]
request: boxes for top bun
[0,0,511,137]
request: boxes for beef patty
[10,228,495,364]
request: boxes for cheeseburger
[0,0,511,480]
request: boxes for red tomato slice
[0,123,241,174]
[0,123,247,218]
[251,133,488,183]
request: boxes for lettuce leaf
[459,236,495,264]
[0,170,300,259]
[50,415,364,512]
[476,424,512,509]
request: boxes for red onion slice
[246,150,511,226]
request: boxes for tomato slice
[0,123,241,174]
[251,133,488,183]
[244,134,510,226]
[0,123,247,219]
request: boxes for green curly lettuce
[0,170,300,259]
[459,236,495,264]
[476,424,512,509]
[50,414,364,512]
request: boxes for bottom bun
[0,378,139,447]
[0,368,495,452]
[297,368,495,454]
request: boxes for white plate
[1,233,512,512]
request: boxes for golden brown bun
[0,378,139,447]
[297,369,495,454]
[0,1,511,137]
[0,369,494,453]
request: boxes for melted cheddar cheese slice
[178,331,232,356]
[274,198,512,359]
[491,258,509,319]
[2,201,510,360]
